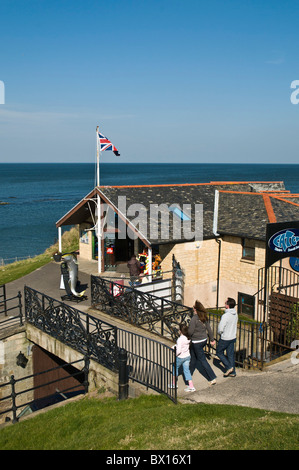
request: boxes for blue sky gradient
[0,0,299,163]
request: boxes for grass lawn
[0,394,298,450]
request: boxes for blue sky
[0,0,299,163]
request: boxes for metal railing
[91,276,270,369]
[117,327,177,402]
[24,286,177,403]
[207,312,267,369]
[0,356,89,423]
[24,286,119,371]
[102,266,184,304]
[0,284,23,331]
[257,266,299,322]
[91,275,192,342]
[255,267,299,360]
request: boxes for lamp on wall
[16,351,28,368]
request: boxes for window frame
[238,292,255,318]
[241,238,255,262]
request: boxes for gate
[257,266,299,361]
[269,292,299,357]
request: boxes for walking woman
[188,300,217,385]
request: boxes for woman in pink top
[169,323,196,392]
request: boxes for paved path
[178,357,299,415]
[4,261,91,314]
[4,262,299,415]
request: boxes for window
[238,292,255,318]
[169,206,191,221]
[242,238,255,261]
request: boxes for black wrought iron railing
[91,276,269,369]
[91,275,192,341]
[117,327,177,402]
[257,266,299,322]
[24,286,119,371]
[24,286,177,403]
[207,312,266,369]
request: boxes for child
[169,323,196,392]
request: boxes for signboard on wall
[290,257,299,272]
[266,221,299,269]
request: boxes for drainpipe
[213,190,221,309]
[213,190,219,237]
[215,239,221,310]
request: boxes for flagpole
[96,125,102,273]
[96,125,100,187]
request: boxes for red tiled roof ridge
[271,195,299,207]
[209,181,284,185]
[262,194,277,223]
[271,193,299,198]
[217,190,299,223]
[99,180,284,189]
[101,182,210,188]
[218,190,288,196]
[218,190,299,204]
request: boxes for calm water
[1,163,299,263]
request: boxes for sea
[1,163,299,264]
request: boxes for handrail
[92,275,268,369]
[91,275,192,341]
[24,285,177,403]
[24,286,118,371]
[0,357,89,423]
[0,287,23,330]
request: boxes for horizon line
[0,162,299,165]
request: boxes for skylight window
[169,206,191,221]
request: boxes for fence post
[161,298,164,336]
[118,348,128,400]
[83,355,90,394]
[18,291,23,326]
[10,375,18,423]
[3,284,7,316]
[173,347,177,404]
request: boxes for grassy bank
[0,394,298,450]
[0,227,79,285]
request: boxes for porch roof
[55,181,299,244]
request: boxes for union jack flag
[98,131,120,156]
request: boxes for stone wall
[0,327,33,423]
[160,236,267,310]
[0,324,119,423]
[26,324,119,394]
[79,224,93,260]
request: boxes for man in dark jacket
[127,254,141,286]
